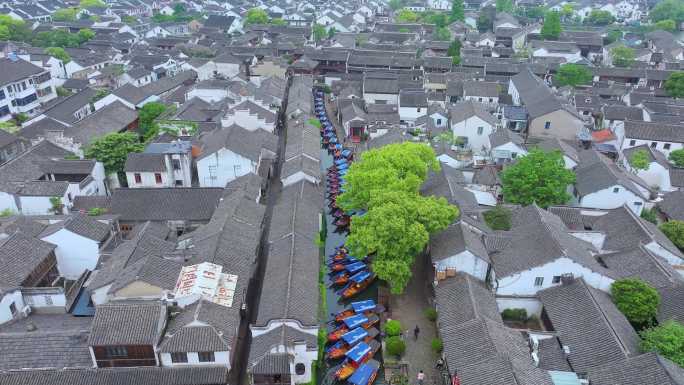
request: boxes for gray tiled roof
[587,352,684,385]
[197,124,277,162]
[0,366,228,385]
[43,88,98,125]
[658,190,684,221]
[0,330,92,370]
[65,101,138,147]
[0,216,46,237]
[592,206,683,259]
[435,272,501,326]
[110,188,223,222]
[486,205,605,278]
[536,337,572,372]
[596,245,680,289]
[248,325,317,370]
[463,80,500,97]
[624,120,684,143]
[124,153,166,172]
[574,151,649,198]
[38,159,95,175]
[88,301,165,346]
[0,57,44,87]
[538,278,640,373]
[658,284,684,324]
[0,140,71,193]
[159,299,234,353]
[439,317,551,384]
[430,221,490,264]
[449,101,498,126]
[40,214,111,242]
[0,231,56,288]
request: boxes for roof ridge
[581,279,633,356]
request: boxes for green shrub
[87,207,106,216]
[424,308,438,322]
[483,205,512,230]
[385,336,406,357]
[501,308,528,322]
[0,208,14,217]
[641,208,658,224]
[431,338,443,352]
[384,319,402,337]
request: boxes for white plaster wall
[622,138,683,159]
[41,229,100,280]
[496,257,614,296]
[578,185,645,215]
[0,192,18,213]
[221,110,275,133]
[160,351,230,368]
[451,115,495,155]
[363,93,398,105]
[495,296,542,316]
[186,88,229,103]
[90,283,111,305]
[197,149,255,188]
[398,106,427,123]
[645,241,684,267]
[0,290,24,325]
[434,251,488,281]
[126,171,171,188]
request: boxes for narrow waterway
[318,112,384,385]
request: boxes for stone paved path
[388,254,440,385]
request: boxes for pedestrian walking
[414,325,420,340]
[417,370,425,385]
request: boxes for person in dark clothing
[414,325,420,340]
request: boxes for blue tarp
[334,159,348,165]
[350,270,371,283]
[346,342,371,362]
[351,300,376,313]
[343,314,368,329]
[348,362,378,385]
[342,327,368,345]
[345,261,367,274]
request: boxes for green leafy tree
[650,0,684,24]
[605,29,623,45]
[173,3,186,14]
[501,148,575,208]
[516,6,545,20]
[270,18,286,26]
[53,8,79,22]
[611,278,660,328]
[640,321,684,366]
[49,197,64,215]
[44,47,71,63]
[84,132,144,175]
[611,45,635,67]
[312,24,327,42]
[0,15,30,41]
[80,0,106,7]
[665,72,684,98]
[477,13,493,32]
[339,143,458,294]
[396,9,419,22]
[122,15,137,24]
[78,28,95,43]
[560,3,574,21]
[630,149,650,171]
[422,11,448,27]
[328,27,336,39]
[433,26,451,41]
[483,205,512,230]
[431,338,443,352]
[655,19,677,32]
[555,63,592,87]
[384,320,402,336]
[451,0,465,22]
[585,10,615,25]
[244,8,269,25]
[660,220,684,250]
[669,149,684,167]
[138,102,166,138]
[386,336,406,357]
[496,0,514,13]
[389,0,405,11]
[424,308,438,321]
[541,11,562,39]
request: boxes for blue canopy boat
[348,360,381,385]
[335,341,375,380]
[339,271,376,299]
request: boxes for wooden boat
[339,271,376,299]
[329,262,367,286]
[332,299,382,322]
[328,257,358,272]
[334,215,350,227]
[348,359,381,385]
[326,327,379,360]
[335,340,381,380]
[327,313,379,342]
